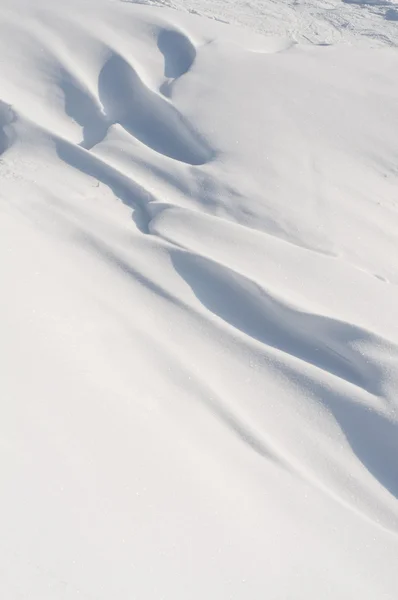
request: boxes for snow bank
[1,0,398,598]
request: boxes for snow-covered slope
[135,0,398,47]
[1,0,398,598]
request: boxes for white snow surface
[1,0,398,597]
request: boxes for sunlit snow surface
[1,0,398,598]
[129,0,398,47]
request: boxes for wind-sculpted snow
[1,0,398,598]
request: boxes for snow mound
[1,0,398,598]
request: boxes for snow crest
[1,0,398,598]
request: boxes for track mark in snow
[0,101,15,156]
[97,51,213,165]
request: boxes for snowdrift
[1,0,398,597]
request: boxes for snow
[1,0,398,598]
[127,0,398,47]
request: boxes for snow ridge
[1,1,398,598]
